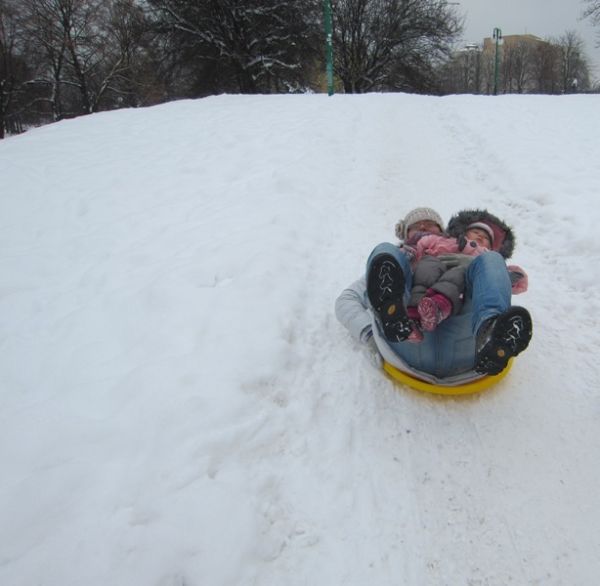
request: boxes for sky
[457,0,600,79]
[1,92,600,585]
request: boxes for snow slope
[1,93,600,586]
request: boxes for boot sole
[367,254,412,342]
[475,306,533,375]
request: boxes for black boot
[475,306,533,375]
[367,253,412,342]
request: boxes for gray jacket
[409,255,466,312]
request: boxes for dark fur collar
[446,209,515,259]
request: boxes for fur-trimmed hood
[446,209,515,259]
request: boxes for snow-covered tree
[19,0,153,119]
[148,0,321,94]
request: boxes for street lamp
[493,27,502,95]
[324,0,334,96]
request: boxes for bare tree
[556,30,590,92]
[87,0,153,110]
[0,0,24,136]
[18,0,154,120]
[528,41,556,94]
[478,48,495,94]
[583,0,600,30]
[20,0,72,120]
[502,39,534,93]
[331,0,462,93]
[438,44,482,94]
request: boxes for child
[405,223,495,341]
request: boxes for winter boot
[475,306,533,375]
[367,253,412,342]
[418,293,453,332]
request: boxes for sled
[383,358,513,396]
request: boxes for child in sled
[404,222,494,341]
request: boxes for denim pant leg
[365,243,413,304]
[466,251,511,334]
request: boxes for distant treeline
[1,0,597,138]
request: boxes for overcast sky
[456,0,600,78]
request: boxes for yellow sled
[383,359,513,396]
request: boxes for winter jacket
[408,233,487,311]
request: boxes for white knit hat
[395,207,444,240]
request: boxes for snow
[1,92,600,585]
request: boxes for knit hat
[467,221,495,245]
[447,209,515,258]
[395,207,444,241]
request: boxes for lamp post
[324,0,334,96]
[493,27,502,95]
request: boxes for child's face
[466,228,491,248]
[407,220,442,238]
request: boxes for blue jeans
[366,243,511,378]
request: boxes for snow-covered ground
[1,92,600,586]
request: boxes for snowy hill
[1,93,600,586]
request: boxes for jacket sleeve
[416,234,460,259]
[334,276,373,344]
